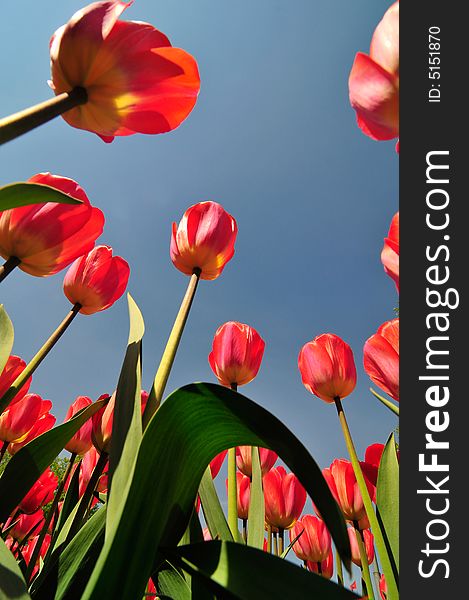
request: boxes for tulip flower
[63,245,130,315]
[0,173,104,277]
[290,515,331,563]
[233,472,251,520]
[22,533,51,578]
[48,0,200,142]
[0,393,44,444]
[364,318,399,401]
[263,466,306,530]
[236,446,277,478]
[306,550,334,579]
[298,333,357,403]
[210,450,228,479]
[0,355,32,406]
[381,212,399,292]
[79,447,109,498]
[8,510,44,542]
[380,574,388,599]
[19,468,58,514]
[348,526,375,567]
[64,396,94,455]
[349,1,399,141]
[8,411,56,455]
[209,322,265,387]
[322,459,374,522]
[171,201,238,280]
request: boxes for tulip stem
[0,304,81,415]
[0,256,21,284]
[353,521,375,600]
[242,519,247,543]
[142,270,201,429]
[335,550,344,586]
[278,528,284,556]
[334,397,398,600]
[317,562,322,576]
[227,382,239,542]
[267,525,272,553]
[273,532,278,556]
[0,88,88,146]
[26,453,77,583]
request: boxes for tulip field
[0,1,399,599]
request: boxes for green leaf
[0,399,107,522]
[0,538,31,599]
[167,541,359,600]
[82,382,351,600]
[377,433,399,575]
[0,305,14,376]
[106,294,144,542]
[0,183,82,211]
[370,388,399,417]
[157,562,191,600]
[199,468,233,542]
[52,458,81,546]
[247,447,264,549]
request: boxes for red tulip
[209,322,265,387]
[210,450,228,479]
[322,459,374,522]
[0,393,44,443]
[49,1,200,142]
[236,446,277,478]
[298,334,357,403]
[64,396,94,455]
[263,466,306,530]
[63,245,130,314]
[289,515,331,563]
[347,526,375,567]
[381,212,399,292]
[8,510,44,542]
[78,447,109,498]
[8,411,56,455]
[22,533,51,578]
[364,318,399,401]
[380,574,388,599]
[0,173,104,277]
[235,472,251,520]
[306,550,334,579]
[19,468,58,514]
[349,2,399,141]
[0,355,32,406]
[171,202,238,280]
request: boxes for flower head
[64,396,94,455]
[236,446,277,478]
[19,468,58,514]
[263,466,306,530]
[290,515,331,563]
[322,459,374,522]
[381,212,399,292]
[364,318,399,401]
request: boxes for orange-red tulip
[349,1,399,141]
[364,318,399,401]
[19,468,58,514]
[49,1,200,142]
[0,355,32,406]
[322,459,374,522]
[209,322,265,387]
[64,396,94,455]
[306,550,334,579]
[78,447,109,498]
[8,410,56,455]
[0,393,44,443]
[210,450,228,479]
[263,466,306,530]
[63,245,130,314]
[298,334,357,403]
[347,526,375,567]
[289,515,331,563]
[8,510,44,542]
[381,212,399,293]
[0,173,104,277]
[233,472,251,520]
[236,446,277,478]
[171,202,238,280]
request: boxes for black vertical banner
[401,1,466,597]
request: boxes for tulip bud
[63,245,130,315]
[347,526,375,567]
[322,459,374,522]
[263,466,306,530]
[290,515,331,563]
[0,393,44,443]
[298,334,357,403]
[236,446,277,478]
[236,472,251,520]
[381,212,399,292]
[19,468,58,514]
[64,396,94,455]
[171,202,237,280]
[209,322,265,387]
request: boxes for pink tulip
[322,459,374,522]
[364,318,399,401]
[263,466,306,530]
[381,212,399,292]
[236,446,277,478]
[290,515,331,563]
[347,526,375,567]
[19,468,58,514]
[64,396,94,455]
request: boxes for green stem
[26,453,77,582]
[334,397,398,600]
[370,388,399,416]
[0,304,81,414]
[273,531,278,556]
[227,380,239,541]
[0,88,88,146]
[267,526,272,553]
[278,528,284,556]
[142,270,200,428]
[242,519,247,544]
[0,256,21,284]
[353,521,375,600]
[335,549,344,586]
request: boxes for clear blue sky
[1,0,397,489]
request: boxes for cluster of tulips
[0,1,399,599]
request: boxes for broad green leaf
[247,447,264,549]
[0,183,82,211]
[106,295,144,542]
[377,433,399,575]
[51,458,81,547]
[0,538,30,599]
[82,383,351,600]
[168,541,359,600]
[157,562,191,600]
[0,305,14,376]
[199,468,233,542]
[0,399,107,522]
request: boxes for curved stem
[0,304,81,414]
[142,269,200,428]
[0,88,88,146]
[353,521,375,600]
[334,397,398,600]
[227,382,239,541]
[0,257,21,284]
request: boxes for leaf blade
[0,183,82,211]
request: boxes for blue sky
[0,0,397,492]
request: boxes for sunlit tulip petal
[381,212,399,292]
[364,318,399,401]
